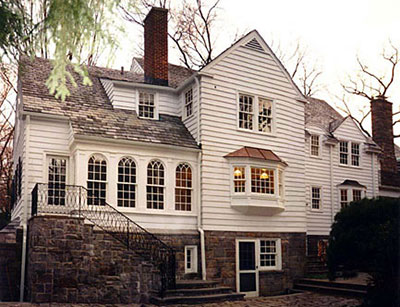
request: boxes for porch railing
[31,183,176,296]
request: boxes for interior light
[260,169,269,179]
[234,169,242,177]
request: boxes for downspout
[20,114,30,302]
[329,144,334,223]
[372,153,376,197]
[194,76,206,280]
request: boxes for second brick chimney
[144,7,168,86]
[371,97,399,186]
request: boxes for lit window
[310,135,320,156]
[138,92,155,119]
[117,157,136,208]
[340,141,348,165]
[87,155,107,206]
[48,157,67,206]
[258,98,273,133]
[340,189,348,209]
[147,160,164,209]
[251,167,274,194]
[259,239,281,270]
[351,143,360,166]
[353,189,362,201]
[175,163,192,211]
[238,94,254,130]
[185,88,193,118]
[233,167,246,193]
[311,187,321,210]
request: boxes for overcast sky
[112,0,400,144]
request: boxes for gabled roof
[224,146,287,165]
[305,97,343,132]
[19,57,199,149]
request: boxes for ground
[0,292,362,307]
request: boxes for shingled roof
[19,57,198,149]
[305,97,343,132]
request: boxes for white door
[236,239,259,297]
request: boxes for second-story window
[351,143,360,166]
[258,98,273,133]
[185,88,193,118]
[147,160,164,209]
[87,155,107,206]
[48,157,67,206]
[239,94,254,130]
[138,92,155,119]
[117,157,136,208]
[238,94,274,133]
[340,141,360,167]
[310,135,320,156]
[175,163,192,211]
[339,141,348,165]
[311,187,321,210]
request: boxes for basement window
[185,245,198,274]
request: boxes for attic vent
[245,38,265,53]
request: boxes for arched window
[87,155,107,205]
[117,157,136,208]
[175,163,192,211]
[147,160,164,209]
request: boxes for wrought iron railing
[31,183,176,295]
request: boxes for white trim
[136,90,159,120]
[184,245,198,274]
[310,186,323,211]
[309,134,322,158]
[258,238,282,271]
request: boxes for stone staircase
[305,255,328,276]
[293,278,367,298]
[150,280,245,305]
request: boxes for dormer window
[138,92,156,119]
[238,94,274,134]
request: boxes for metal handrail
[31,183,176,295]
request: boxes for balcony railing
[31,183,176,295]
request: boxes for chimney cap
[144,7,168,23]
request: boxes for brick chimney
[371,97,399,186]
[144,7,168,86]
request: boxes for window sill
[116,207,197,217]
[259,269,284,273]
[309,155,323,160]
[310,208,323,213]
[183,114,194,121]
[236,127,277,137]
[338,164,362,170]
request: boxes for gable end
[244,38,266,53]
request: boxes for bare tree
[271,39,323,97]
[341,42,399,137]
[120,0,220,70]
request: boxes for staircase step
[175,280,219,289]
[165,286,232,297]
[295,278,367,291]
[293,283,366,298]
[150,292,245,305]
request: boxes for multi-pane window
[238,94,254,130]
[353,189,362,202]
[311,187,321,210]
[138,92,155,119]
[185,88,193,118]
[233,167,246,193]
[175,163,192,211]
[258,98,273,133]
[340,189,348,209]
[278,170,284,198]
[260,240,278,268]
[251,167,274,194]
[87,155,107,206]
[117,157,136,208]
[339,142,348,165]
[48,158,67,206]
[351,143,360,166]
[147,160,164,209]
[310,135,320,156]
[185,246,198,273]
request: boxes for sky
[111,0,400,144]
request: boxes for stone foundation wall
[27,216,160,304]
[307,235,329,256]
[205,231,306,296]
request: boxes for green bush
[327,197,400,307]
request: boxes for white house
[11,6,393,300]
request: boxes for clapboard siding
[305,117,380,235]
[199,37,306,233]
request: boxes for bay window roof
[224,146,287,165]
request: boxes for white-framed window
[47,156,68,206]
[351,143,360,166]
[233,166,246,193]
[340,141,360,167]
[138,91,156,119]
[278,169,284,199]
[184,245,198,274]
[87,155,107,206]
[175,163,192,211]
[117,157,136,208]
[310,135,320,157]
[259,239,282,271]
[251,167,275,195]
[311,186,322,210]
[147,160,165,209]
[184,88,193,118]
[340,189,348,209]
[353,189,362,201]
[238,93,274,134]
